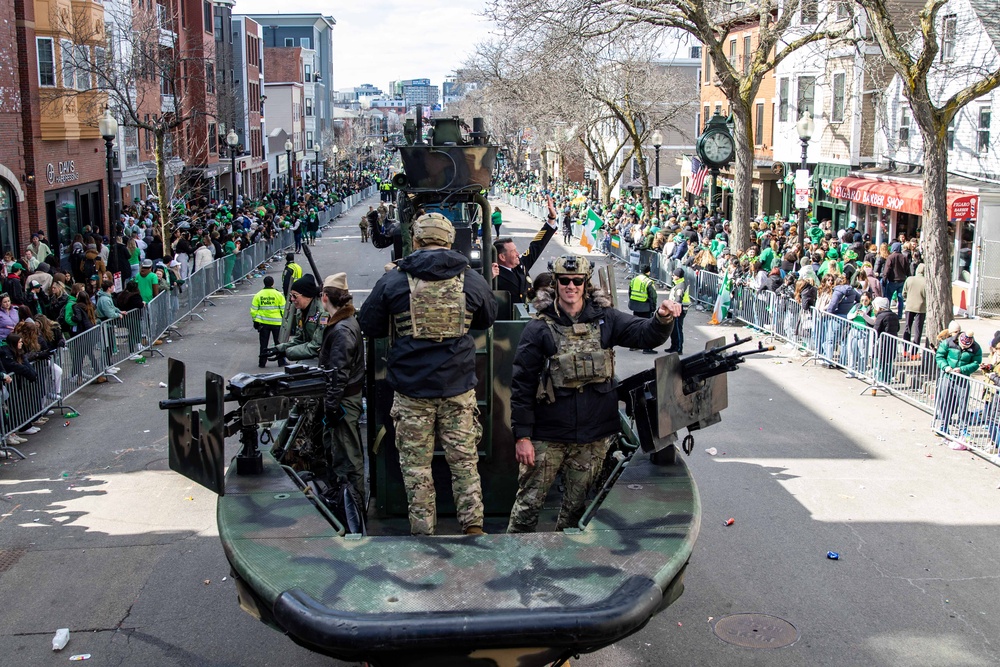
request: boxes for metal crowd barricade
[729,286,775,333]
[696,271,721,306]
[103,308,146,368]
[932,372,1000,457]
[60,325,108,397]
[0,357,61,458]
[870,333,940,411]
[771,297,810,349]
[807,309,875,380]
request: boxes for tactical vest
[394,272,472,341]
[629,274,653,302]
[541,316,615,390]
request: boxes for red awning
[830,176,979,220]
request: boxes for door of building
[0,180,17,258]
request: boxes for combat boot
[464,526,486,536]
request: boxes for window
[978,107,991,153]
[304,63,312,82]
[947,116,956,151]
[37,38,55,86]
[729,39,736,66]
[755,103,764,145]
[714,103,722,117]
[305,98,313,116]
[691,45,701,59]
[831,72,846,123]
[144,114,151,151]
[208,122,217,154]
[94,47,106,88]
[801,0,818,24]
[836,1,853,21]
[206,63,215,93]
[60,39,74,88]
[743,35,751,74]
[797,75,816,120]
[778,77,789,122]
[306,131,313,149]
[941,15,957,61]
[203,1,212,34]
[899,108,910,148]
[300,37,310,49]
[214,14,223,41]
[704,52,711,82]
[703,105,709,129]
[284,37,294,47]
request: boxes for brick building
[2,0,28,257]
[264,46,305,192]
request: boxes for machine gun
[581,335,772,527]
[616,334,772,456]
[158,359,327,495]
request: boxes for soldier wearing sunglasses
[506,254,682,533]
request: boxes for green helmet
[412,213,455,247]
[548,254,593,277]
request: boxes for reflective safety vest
[250,288,286,326]
[393,272,473,341]
[629,274,654,302]
[287,262,303,282]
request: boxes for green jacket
[936,336,983,376]
[276,297,325,361]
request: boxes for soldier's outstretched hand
[658,300,683,319]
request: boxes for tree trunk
[920,130,954,338]
[155,130,170,244]
[599,169,611,207]
[729,100,754,252]
[634,142,651,214]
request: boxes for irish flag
[580,209,604,252]
[709,270,733,325]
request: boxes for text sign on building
[46,161,79,185]
[795,169,810,210]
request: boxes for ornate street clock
[696,112,735,168]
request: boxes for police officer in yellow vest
[628,264,659,354]
[666,267,692,354]
[358,213,497,536]
[282,252,303,297]
[251,276,286,368]
[507,254,681,533]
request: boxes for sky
[234,0,495,92]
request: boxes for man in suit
[493,198,558,304]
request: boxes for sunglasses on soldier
[557,276,585,286]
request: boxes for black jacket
[3,274,25,306]
[884,252,910,282]
[358,248,497,398]
[874,310,900,337]
[510,290,672,444]
[0,344,37,382]
[318,306,365,415]
[495,219,557,304]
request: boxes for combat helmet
[412,213,455,247]
[548,254,593,277]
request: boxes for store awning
[830,176,979,220]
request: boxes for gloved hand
[264,346,283,360]
[253,321,260,330]
[323,405,344,426]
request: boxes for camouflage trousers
[390,389,484,535]
[506,435,615,533]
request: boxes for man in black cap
[266,274,324,363]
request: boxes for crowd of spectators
[495,170,1000,448]
[0,165,385,448]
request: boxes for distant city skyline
[236,1,493,92]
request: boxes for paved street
[1,197,999,666]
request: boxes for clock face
[702,130,735,165]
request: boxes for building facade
[232,15,267,198]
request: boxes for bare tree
[487,0,851,251]
[48,2,224,241]
[856,0,1000,335]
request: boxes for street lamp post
[795,113,815,253]
[285,138,294,204]
[651,129,663,189]
[99,108,119,278]
[314,142,321,184]
[226,129,239,214]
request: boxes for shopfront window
[50,189,79,270]
[0,182,16,257]
[955,220,975,282]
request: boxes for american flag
[688,157,710,197]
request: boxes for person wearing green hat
[818,248,842,278]
[807,219,825,245]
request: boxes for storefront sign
[46,161,79,185]
[795,169,810,210]
[831,176,980,220]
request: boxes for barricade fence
[1,188,381,446]
[494,187,1000,463]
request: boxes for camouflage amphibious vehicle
[162,112,765,666]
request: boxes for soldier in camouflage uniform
[358,213,497,535]
[507,254,682,533]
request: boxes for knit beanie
[290,274,320,298]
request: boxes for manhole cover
[712,613,799,649]
[0,549,26,573]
